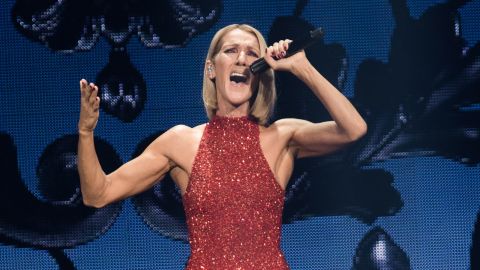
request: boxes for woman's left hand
[263,39,309,73]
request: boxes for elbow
[81,190,110,208]
[347,121,368,142]
[358,121,368,139]
[82,197,108,208]
[80,175,111,208]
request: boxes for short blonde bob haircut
[202,24,276,125]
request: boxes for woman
[78,24,367,269]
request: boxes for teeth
[231,72,246,78]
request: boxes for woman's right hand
[78,79,100,134]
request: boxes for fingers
[88,83,98,104]
[80,79,98,101]
[79,79,100,110]
[272,42,282,59]
[263,46,277,69]
[269,39,292,59]
[263,39,296,72]
[284,39,291,52]
[78,80,100,133]
[80,79,88,98]
[93,96,100,112]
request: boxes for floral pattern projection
[4,0,221,268]
[270,0,479,267]
[2,0,479,269]
[12,0,221,122]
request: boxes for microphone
[249,27,325,74]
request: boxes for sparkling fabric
[182,115,289,270]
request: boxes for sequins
[183,116,289,270]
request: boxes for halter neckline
[212,114,255,123]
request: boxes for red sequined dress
[182,115,289,270]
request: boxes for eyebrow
[222,43,260,53]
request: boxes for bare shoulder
[147,124,205,163]
[263,118,317,154]
[266,118,311,135]
[272,118,311,126]
[259,118,308,149]
[144,124,205,154]
[168,123,206,137]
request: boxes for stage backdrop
[1,0,479,269]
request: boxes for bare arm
[264,41,367,157]
[77,79,172,208]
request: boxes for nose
[236,51,247,66]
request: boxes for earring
[208,65,213,74]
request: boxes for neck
[215,102,250,118]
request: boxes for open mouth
[230,72,248,84]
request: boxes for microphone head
[249,58,269,74]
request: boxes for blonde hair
[202,24,276,125]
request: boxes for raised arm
[264,40,367,157]
[77,79,172,208]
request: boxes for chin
[228,96,251,106]
[225,84,252,101]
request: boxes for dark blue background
[1,0,479,269]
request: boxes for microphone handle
[249,27,324,74]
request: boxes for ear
[205,60,216,80]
